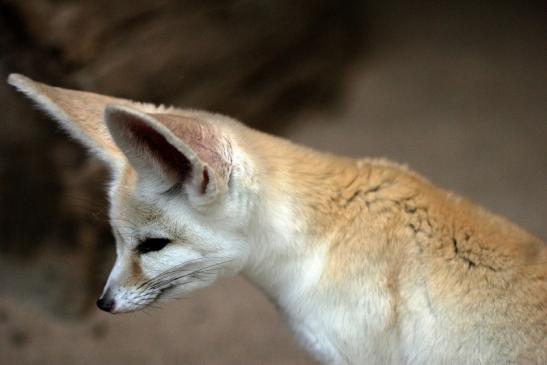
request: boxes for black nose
[96,296,115,312]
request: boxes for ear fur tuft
[104,105,195,183]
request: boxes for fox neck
[239,132,360,307]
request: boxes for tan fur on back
[244,129,546,363]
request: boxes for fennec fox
[8,74,546,365]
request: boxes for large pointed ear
[7,73,152,168]
[104,105,233,205]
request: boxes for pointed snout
[96,291,116,313]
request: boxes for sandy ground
[1,5,545,365]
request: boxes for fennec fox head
[8,74,261,313]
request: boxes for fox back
[8,74,546,365]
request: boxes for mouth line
[154,283,179,302]
[159,284,175,297]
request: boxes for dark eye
[136,238,171,254]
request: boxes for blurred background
[0,1,545,364]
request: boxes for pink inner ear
[152,114,231,189]
[125,116,192,181]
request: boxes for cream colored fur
[8,74,546,365]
